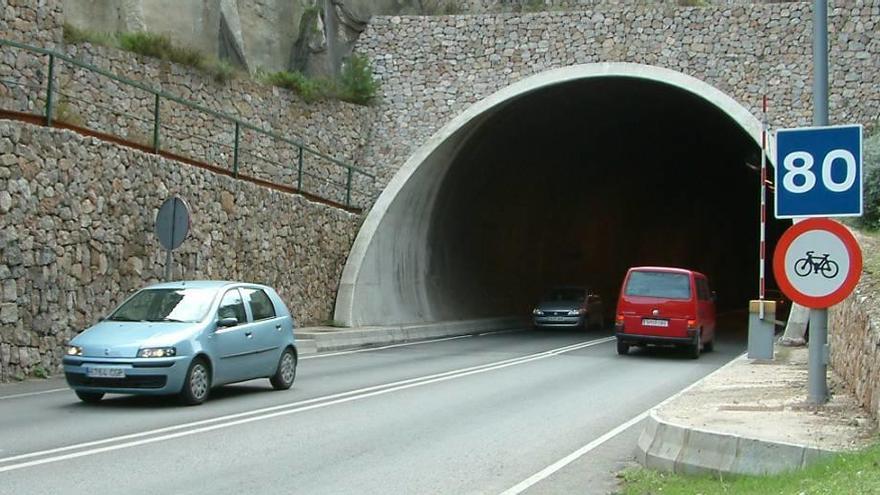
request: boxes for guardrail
[0,38,374,211]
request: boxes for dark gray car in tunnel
[532,287,604,330]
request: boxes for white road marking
[0,336,615,472]
[0,388,69,401]
[498,352,749,494]
[302,334,474,359]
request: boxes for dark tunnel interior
[427,77,789,319]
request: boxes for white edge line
[498,351,749,495]
[0,388,69,401]
[0,336,615,469]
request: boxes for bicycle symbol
[793,251,840,279]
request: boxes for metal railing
[0,38,374,211]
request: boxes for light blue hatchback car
[63,281,298,405]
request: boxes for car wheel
[688,331,702,359]
[270,348,297,390]
[703,338,715,353]
[75,391,104,403]
[180,357,211,406]
[616,340,629,355]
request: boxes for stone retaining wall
[0,41,378,208]
[0,122,360,380]
[357,1,880,188]
[830,232,880,427]
[0,0,62,48]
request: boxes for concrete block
[675,428,737,476]
[296,339,317,356]
[644,421,687,473]
[731,437,808,475]
[635,414,659,466]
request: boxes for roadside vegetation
[619,440,880,494]
[259,55,377,105]
[62,23,377,104]
[857,131,880,231]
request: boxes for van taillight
[687,319,697,329]
[615,314,624,325]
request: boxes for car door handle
[275,325,282,331]
[245,331,253,339]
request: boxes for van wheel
[703,339,715,353]
[617,341,630,355]
[687,331,701,359]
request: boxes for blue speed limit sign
[774,124,863,219]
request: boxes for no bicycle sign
[772,218,862,309]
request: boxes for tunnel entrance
[336,64,788,326]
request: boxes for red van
[614,267,716,359]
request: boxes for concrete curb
[295,317,525,354]
[635,353,835,476]
[637,412,833,476]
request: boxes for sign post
[774,119,863,404]
[155,196,191,281]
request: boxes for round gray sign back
[155,196,191,251]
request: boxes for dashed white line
[0,388,68,401]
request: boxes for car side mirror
[217,317,238,328]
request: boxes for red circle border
[772,218,863,308]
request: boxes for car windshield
[625,272,691,300]
[544,289,585,302]
[107,288,217,323]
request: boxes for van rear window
[625,271,691,299]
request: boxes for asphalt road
[0,325,745,495]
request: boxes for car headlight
[66,345,83,356]
[532,309,544,316]
[137,347,177,358]
[567,309,586,316]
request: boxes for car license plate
[547,316,564,322]
[642,318,669,328]
[85,367,126,379]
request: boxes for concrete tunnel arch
[335,63,777,327]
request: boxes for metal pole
[164,199,177,281]
[297,146,304,191]
[808,0,829,405]
[345,167,353,207]
[759,95,768,321]
[232,122,241,178]
[813,0,829,127]
[45,54,55,126]
[152,93,161,153]
[808,308,828,403]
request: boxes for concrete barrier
[637,412,835,476]
[297,317,525,353]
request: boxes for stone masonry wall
[0,0,63,48]
[830,233,880,427]
[0,122,360,380]
[0,41,379,208]
[356,1,880,188]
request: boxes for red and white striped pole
[759,95,768,319]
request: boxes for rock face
[0,0,63,48]
[0,122,360,381]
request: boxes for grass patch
[620,440,880,494]
[63,24,239,84]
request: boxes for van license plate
[86,367,125,378]
[642,318,669,328]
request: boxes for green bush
[859,132,880,230]
[263,70,325,102]
[337,55,377,105]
